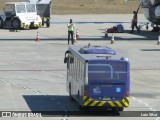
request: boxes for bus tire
[78,92,85,110]
[0,17,3,28]
[12,18,21,29]
[69,84,74,101]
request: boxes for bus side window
[77,59,79,81]
[69,55,73,77]
[81,62,84,80]
[74,56,77,81]
[70,56,74,64]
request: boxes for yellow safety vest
[68,23,75,31]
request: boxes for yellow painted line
[108,101,116,107]
[90,101,99,106]
[122,99,129,107]
[98,101,106,106]
[115,101,123,107]
[84,98,92,106]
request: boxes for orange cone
[36,32,40,42]
[111,34,114,44]
[105,28,108,38]
[158,35,160,45]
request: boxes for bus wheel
[78,92,85,111]
[69,84,74,101]
[0,18,3,28]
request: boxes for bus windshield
[88,60,128,81]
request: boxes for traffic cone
[111,34,115,44]
[76,29,80,39]
[158,35,160,45]
[36,32,40,42]
[105,28,108,38]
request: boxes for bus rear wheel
[78,92,86,111]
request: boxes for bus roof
[5,2,35,5]
[79,46,116,55]
[68,46,128,62]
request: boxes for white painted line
[131,96,159,119]
[0,60,66,78]
[138,100,143,104]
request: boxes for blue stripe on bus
[89,64,113,66]
[88,71,127,73]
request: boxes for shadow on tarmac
[23,95,120,117]
[0,36,158,41]
[1,27,158,41]
[101,29,159,41]
[141,49,160,51]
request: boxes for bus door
[87,60,130,102]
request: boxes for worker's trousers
[68,31,74,45]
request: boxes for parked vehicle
[64,45,130,111]
[0,2,42,29]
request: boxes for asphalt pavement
[0,14,159,120]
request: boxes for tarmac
[0,14,159,120]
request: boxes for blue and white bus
[64,45,130,111]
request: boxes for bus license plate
[103,97,111,101]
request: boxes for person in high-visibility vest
[67,19,75,45]
[130,11,140,33]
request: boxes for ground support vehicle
[36,2,51,28]
[64,46,130,111]
[0,2,42,29]
[22,0,51,28]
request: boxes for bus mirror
[64,57,68,63]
